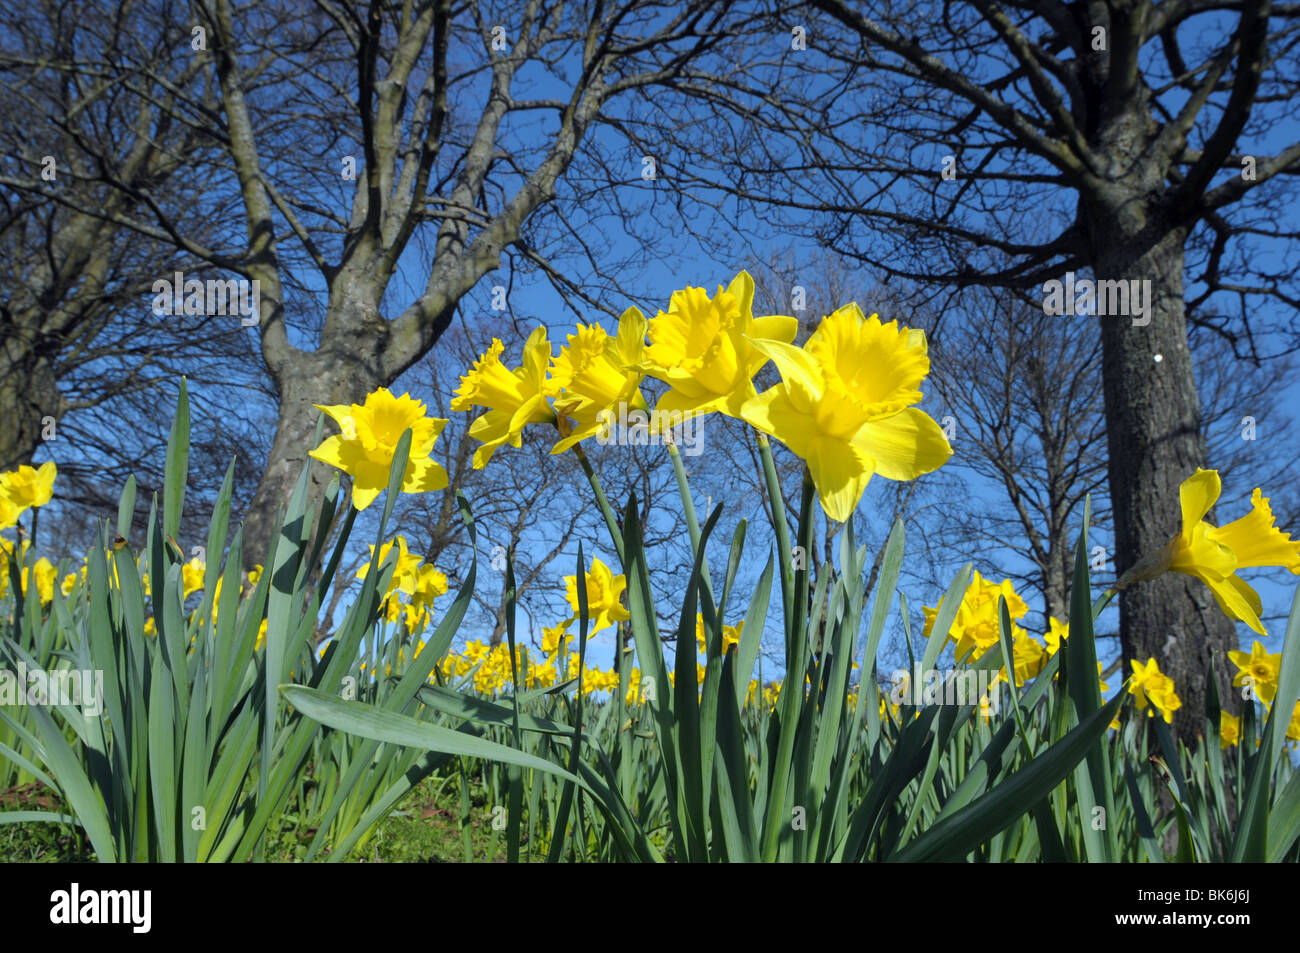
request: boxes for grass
[0,773,507,863]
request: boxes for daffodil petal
[745,338,824,410]
[1179,468,1221,540]
[1198,570,1266,635]
[852,408,953,481]
[806,437,874,523]
[749,314,799,345]
[740,387,817,460]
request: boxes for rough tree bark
[1093,221,1236,733]
[1083,96,1238,737]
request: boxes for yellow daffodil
[181,556,206,599]
[0,494,20,531]
[626,667,647,704]
[1228,639,1282,706]
[643,270,798,420]
[762,680,782,710]
[357,536,423,598]
[742,304,951,522]
[390,564,449,633]
[1121,469,1300,635]
[1044,617,1069,655]
[1287,701,1300,745]
[548,313,649,453]
[923,571,1029,663]
[0,461,57,514]
[564,557,630,636]
[1220,712,1241,749]
[21,557,57,605]
[1128,658,1182,723]
[61,566,87,598]
[1006,630,1048,687]
[412,563,448,607]
[452,327,555,468]
[310,388,449,511]
[541,623,573,657]
[695,613,743,656]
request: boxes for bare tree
[0,0,765,567]
[0,3,273,549]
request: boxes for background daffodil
[1228,639,1282,705]
[452,327,555,468]
[564,557,630,636]
[643,270,797,421]
[0,461,57,528]
[1123,468,1300,635]
[309,388,449,511]
[1128,657,1182,723]
[743,304,951,522]
[922,571,1029,663]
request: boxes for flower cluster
[0,463,59,603]
[1127,658,1182,724]
[451,272,952,523]
[921,571,1031,666]
[921,573,1181,723]
[357,536,448,633]
[1220,639,1300,749]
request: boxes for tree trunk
[1093,220,1237,746]
[0,344,62,472]
[241,349,381,568]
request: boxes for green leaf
[162,378,190,542]
[891,689,1124,862]
[280,685,590,789]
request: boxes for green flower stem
[756,433,795,628]
[667,443,715,603]
[573,444,625,566]
[1090,586,1118,622]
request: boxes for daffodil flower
[357,536,423,598]
[1121,469,1300,635]
[742,304,952,522]
[643,270,798,421]
[695,613,743,656]
[1228,639,1282,705]
[452,327,555,468]
[1044,617,1069,656]
[181,556,206,599]
[922,570,1029,663]
[0,493,21,531]
[547,312,649,453]
[310,388,449,511]
[1128,658,1182,723]
[21,557,58,605]
[564,557,630,636]
[0,461,57,529]
[1220,711,1241,749]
